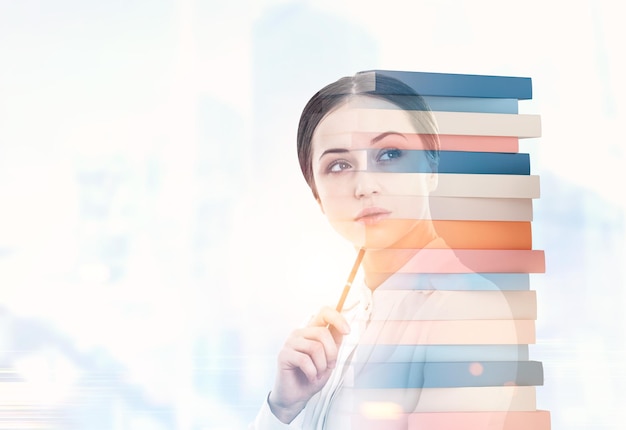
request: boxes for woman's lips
[354,207,391,225]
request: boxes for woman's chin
[341,232,403,251]
[331,218,430,250]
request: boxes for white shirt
[250,243,516,429]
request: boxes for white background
[0,0,624,428]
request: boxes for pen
[334,247,366,313]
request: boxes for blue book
[373,95,519,113]
[369,150,530,175]
[353,361,544,389]
[439,151,529,175]
[377,273,531,291]
[424,96,518,114]
[369,70,532,100]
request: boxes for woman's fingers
[269,308,352,421]
[278,348,320,383]
[309,306,351,335]
[283,327,338,378]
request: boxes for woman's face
[311,95,437,249]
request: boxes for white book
[356,320,536,345]
[432,174,540,198]
[354,345,530,363]
[430,197,533,221]
[433,111,541,138]
[344,108,541,137]
[343,386,536,412]
[376,174,540,198]
[365,290,536,320]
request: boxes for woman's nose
[354,170,381,199]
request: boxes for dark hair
[297,71,440,199]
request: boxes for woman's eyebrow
[319,148,349,160]
[370,131,408,144]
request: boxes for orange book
[369,249,545,273]
[433,220,531,250]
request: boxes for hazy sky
[1,1,624,428]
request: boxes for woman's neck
[362,220,439,290]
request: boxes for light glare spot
[359,401,403,420]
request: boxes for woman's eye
[327,160,352,173]
[377,148,402,162]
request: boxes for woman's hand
[268,306,351,424]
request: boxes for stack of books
[350,70,550,430]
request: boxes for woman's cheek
[316,175,353,197]
[328,219,366,247]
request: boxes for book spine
[358,345,530,363]
[389,249,545,273]
[359,151,530,175]
[433,220,532,249]
[351,410,551,430]
[433,111,541,137]
[344,386,537,412]
[376,273,531,291]
[372,70,533,99]
[358,345,530,362]
[351,109,541,137]
[432,174,540,198]
[429,197,533,221]
[365,291,536,320]
[423,96,519,113]
[407,410,552,430]
[438,152,530,175]
[358,320,536,345]
[438,135,520,152]
[353,361,543,388]
[352,133,521,152]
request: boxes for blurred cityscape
[1,1,624,429]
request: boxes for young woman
[251,71,520,429]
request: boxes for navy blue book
[368,150,530,175]
[368,70,532,100]
[439,151,529,175]
[353,361,544,389]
